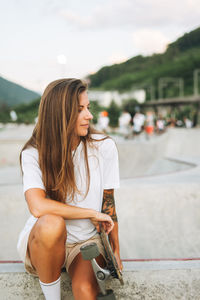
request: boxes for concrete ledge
[1,259,200,272]
[1,262,200,299]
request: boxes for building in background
[88,89,146,107]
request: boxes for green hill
[0,76,40,107]
[89,27,200,100]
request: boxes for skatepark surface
[0,124,200,299]
[0,124,200,260]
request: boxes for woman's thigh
[69,253,106,300]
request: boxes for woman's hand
[90,211,114,234]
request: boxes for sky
[0,0,200,93]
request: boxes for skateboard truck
[80,229,124,300]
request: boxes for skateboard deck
[100,228,124,285]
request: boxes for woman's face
[75,91,93,137]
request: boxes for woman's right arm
[25,188,114,234]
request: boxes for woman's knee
[73,280,97,299]
[33,214,67,248]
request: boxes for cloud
[132,29,170,55]
[58,0,200,32]
[59,9,92,28]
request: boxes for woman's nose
[86,110,93,120]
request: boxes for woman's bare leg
[69,253,106,300]
[28,214,67,283]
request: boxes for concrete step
[1,261,200,299]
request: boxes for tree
[0,103,10,123]
[90,100,104,124]
[122,98,139,117]
[107,100,121,127]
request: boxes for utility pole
[193,69,200,96]
[193,69,200,126]
[179,78,184,97]
[158,79,165,99]
[150,85,155,100]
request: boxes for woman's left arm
[102,189,123,270]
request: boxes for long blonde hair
[20,78,104,202]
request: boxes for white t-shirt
[17,134,120,262]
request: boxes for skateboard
[80,227,124,300]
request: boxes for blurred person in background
[97,110,110,133]
[118,109,132,139]
[17,78,122,300]
[176,119,184,127]
[144,111,154,139]
[132,111,145,137]
[156,115,166,134]
[184,117,193,128]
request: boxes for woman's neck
[72,136,81,151]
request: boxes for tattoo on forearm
[102,189,118,222]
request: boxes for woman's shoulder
[90,134,116,151]
[21,146,38,162]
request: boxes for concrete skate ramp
[117,128,200,178]
[0,125,199,173]
[0,126,200,261]
[115,128,200,260]
[0,124,33,167]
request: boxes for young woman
[17,78,122,300]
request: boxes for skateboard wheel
[80,242,100,260]
[97,289,116,300]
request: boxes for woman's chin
[79,128,89,136]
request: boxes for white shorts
[17,216,106,276]
[25,233,106,276]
